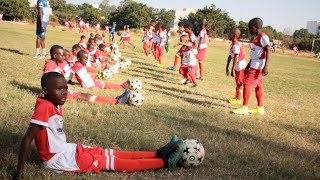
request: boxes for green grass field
[0,22,319,179]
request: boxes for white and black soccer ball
[102,69,113,79]
[124,59,132,66]
[129,79,142,91]
[128,90,144,106]
[119,61,127,69]
[179,139,205,167]
[110,65,119,74]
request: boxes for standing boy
[226,28,246,105]
[196,19,208,81]
[233,18,270,115]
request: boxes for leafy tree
[80,7,101,25]
[237,21,250,39]
[152,8,174,28]
[109,0,152,29]
[0,0,30,21]
[184,5,236,37]
[49,0,67,12]
[99,0,117,19]
[293,28,317,51]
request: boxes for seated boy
[71,50,129,90]
[178,35,198,88]
[15,72,184,178]
[67,44,81,67]
[79,35,87,50]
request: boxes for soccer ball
[124,59,132,66]
[102,69,113,79]
[129,79,142,91]
[128,91,144,106]
[119,61,127,69]
[110,65,119,74]
[179,139,205,167]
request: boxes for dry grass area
[0,23,319,179]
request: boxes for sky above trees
[67,0,320,32]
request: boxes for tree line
[0,0,318,52]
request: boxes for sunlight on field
[0,23,319,179]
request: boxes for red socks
[243,85,263,106]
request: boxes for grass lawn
[0,22,319,179]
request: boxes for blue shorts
[36,20,48,38]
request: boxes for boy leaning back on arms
[15,72,184,179]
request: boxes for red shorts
[244,68,263,87]
[74,144,106,173]
[94,80,105,89]
[179,64,198,77]
[196,48,207,61]
[67,90,80,100]
[143,42,150,50]
[123,37,131,42]
[235,69,245,86]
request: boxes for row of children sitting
[44,44,131,105]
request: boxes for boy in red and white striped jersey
[233,18,270,115]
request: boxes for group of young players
[15,16,271,178]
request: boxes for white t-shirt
[250,33,270,69]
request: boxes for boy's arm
[197,37,202,51]
[245,59,251,76]
[37,6,44,32]
[178,42,192,48]
[231,55,238,77]
[263,46,270,76]
[226,55,232,76]
[15,123,41,179]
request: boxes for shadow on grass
[137,66,177,76]
[149,83,228,102]
[0,128,41,177]
[10,80,41,95]
[0,47,29,56]
[121,71,175,84]
[146,107,320,179]
[145,88,229,109]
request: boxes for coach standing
[34,0,51,58]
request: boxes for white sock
[36,48,40,55]
[42,48,46,55]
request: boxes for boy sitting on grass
[15,72,184,178]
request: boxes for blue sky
[67,0,320,32]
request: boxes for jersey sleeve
[232,45,240,55]
[190,34,197,42]
[43,62,57,73]
[261,35,270,47]
[30,102,51,127]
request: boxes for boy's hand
[263,67,269,76]
[231,70,235,77]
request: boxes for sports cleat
[196,77,205,81]
[183,80,191,85]
[156,135,178,158]
[164,140,184,169]
[232,106,249,115]
[116,89,131,105]
[249,106,265,115]
[33,54,41,59]
[228,98,242,105]
[192,84,198,88]
[167,66,177,71]
[121,79,131,89]
[154,63,164,68]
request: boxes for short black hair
[249,17,263,29]
[50,45,64,59]
[81,35,86,39]
[77,50,88,59]
[178,21,185,27]
[88,38,94,42]
[41,72,65,88]
[72,44,81,51]
[183,22,193,30]
[87,43,93,50]
[99,43,106,49]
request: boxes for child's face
[79,53,88,65]
[179,26,185,32]
[184,28,191,33]
[99,46,105,52]
[72,49,80,55]
[63,51,70,61]
[249,24,257,35]
[181,36,189,43]
[54,49,65,63]
[88,46,94,52]
[43,77,68,106]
